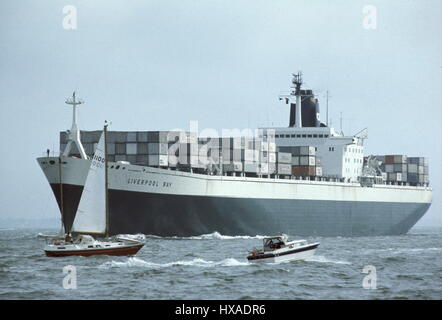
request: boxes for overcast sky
[0,0,441,227]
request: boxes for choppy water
[0,227,441,299]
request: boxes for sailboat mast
[104,123,109,238]
[58,156,66,234]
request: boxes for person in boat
[265,237,284,250]
[65,233,73,243]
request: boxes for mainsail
[71,132,106,234]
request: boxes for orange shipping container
[292,166,316,176]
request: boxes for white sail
[71,132,106,234]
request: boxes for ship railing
[40,150,63,157]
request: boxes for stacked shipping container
[370,155,429,186]
[60,131,321,179]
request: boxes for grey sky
[0,0,441,226]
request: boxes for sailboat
[44,124,144,257]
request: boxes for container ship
[37,73,432,236]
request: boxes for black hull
[51,183,430,237]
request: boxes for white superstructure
[260,126,364,182]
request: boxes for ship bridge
[259,72,365,182]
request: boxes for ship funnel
[282,73,323,128]
[288,89,321,127]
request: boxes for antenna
[340,111,343,135]
[326,90,332,127]
[291,71,303,95]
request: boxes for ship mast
[292,72,303,128]
[104,122,110,238]
[279,72,305,128]
[58,156,66,235]
[63,92,88,159]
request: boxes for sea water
[0,227,441,299]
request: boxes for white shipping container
[268,142,276,153]
[259,163,269,175]
[168,142,180,156]
[148,154,168,166]
[261,142,269,152]
[223,162,243,172]
[277,163,291,175]
[253,150,260,161]
[168,154,178,167]
[393,155,407,164]
[221,137,242,149]
[268,152,276,163]
[316,166,323,177]
[387,172,402,181]
[197,156,208,168]
[244,149,255,162]
[299,156,315,166]
[178,143,198,156]
[178,155,199,167]
[243,162,258,173]
[277,152,292,164]
[299,146,316,156]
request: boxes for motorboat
[247,235,319,263]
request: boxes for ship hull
[40,157,432,237]
[49,183,430,237]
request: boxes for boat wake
[115,233,146,241]
[98,257,249,269]
[144,231,267,240]
[305,255,351,265]
[364,247,442,255]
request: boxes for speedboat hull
[44,242,144,257]
[247,243,319,263]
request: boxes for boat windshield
[263,237,285,250]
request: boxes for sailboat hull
[44,243,144,257]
